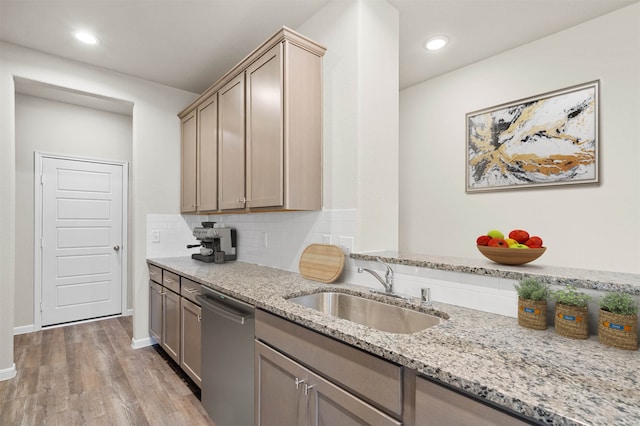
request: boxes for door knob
[113,245,120,251]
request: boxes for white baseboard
[13,324,35,335]
[125,308,134,316]
[131,336,156,349]
[0,363,17,381]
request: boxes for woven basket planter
[554,304,588,339]
[518,297,547,330]
[598,309,638,350]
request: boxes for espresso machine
[188,222,237,263]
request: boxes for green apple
[510,243,530,249]
[487,230,504,240]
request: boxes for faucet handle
[375,257,394,278]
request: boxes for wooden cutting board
[299,244,345,283]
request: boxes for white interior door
[40,156,124,326]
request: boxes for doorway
[35,153,128,327]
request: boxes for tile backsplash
[146,209,521,318]
[146,209,357,272]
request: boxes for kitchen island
[147,257,640,426]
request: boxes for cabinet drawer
[414,376,530,425]
[148,264,162,284]
[181,277,201,305]
[162,271,180,294]
[256,309,403,418]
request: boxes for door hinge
[40,302,43,312]
[40,174,44,185]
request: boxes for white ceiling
[1,0,638,93]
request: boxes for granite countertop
[148,257,640,426]
[350,251,640,295]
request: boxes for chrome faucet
[357,258,394,294]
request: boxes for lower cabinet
[148,264,202,389]
[148,279,181,363]
[162,287,181,363]
[180,297,202,387]
[255,309,402,426]
[256,341,400,426]
[149,281,163,344]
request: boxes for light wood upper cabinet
[197,94,218,212]
[180,94,218,213]
[180,111,197,213]
[218,74,247,211]
[246,43,284,209]
[178,26,325,213]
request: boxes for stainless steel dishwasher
[196,286,255,426]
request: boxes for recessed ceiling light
[424,36,449,51]
[74,31,98,45]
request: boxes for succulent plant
[599,292,638,316]
[552,286,591,308]
[514,278,549,301]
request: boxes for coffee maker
[187,222,237,263]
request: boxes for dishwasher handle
[197,294,254,325]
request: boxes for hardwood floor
[0,316,213,426]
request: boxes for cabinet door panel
[149,281,163,344]
[218,74,246,210]
[181,298,201,387]
[246,43,283,209]
[255,341,306,426]
[181,111,197,213]
[162,289,181,363]
[309,371,401,426]
[197,95,218,212]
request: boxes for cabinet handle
[295,377,305,390]
[304,383,314,396]
[197,314,202,323]
[184,287,198,294]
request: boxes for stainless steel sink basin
[287,291,444,334]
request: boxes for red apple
[476,235,491,246]
[509,229,530,244]
[525,236,543,247]
[487,238,509,248]
[527,244,542,249]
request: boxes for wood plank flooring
[0,316,213,426]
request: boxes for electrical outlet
[322,234,332,244]
[151,230,160,243]
[339,236,354,253]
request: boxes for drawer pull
[304,383,314,396]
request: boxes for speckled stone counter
[351,251,640,295]
[148,257,640,426]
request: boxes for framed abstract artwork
[466,81,599,192]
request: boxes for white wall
[298,0,400,252]
[0,42,197,375]
[14,93,133,329]
[399,4,640,274]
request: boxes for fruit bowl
[477,245,546,265]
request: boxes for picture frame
[466,80,599,193]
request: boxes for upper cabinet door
[181,110,197,213]
[197,94,218,212]
[218,73,247,211]
[246,43,284,209]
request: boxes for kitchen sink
[287,291,444,334]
